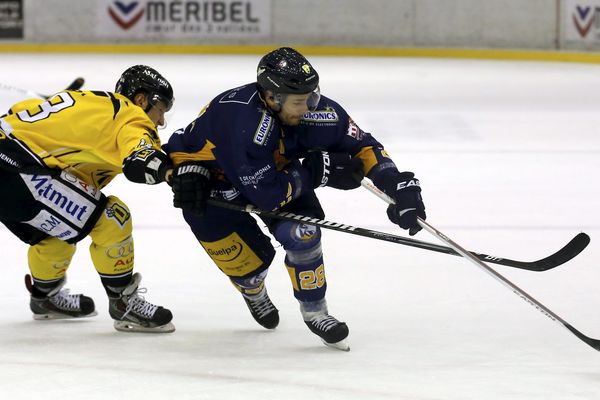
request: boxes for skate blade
[32,310,98,320]
[113,320,175,333]
[322,338,350,352]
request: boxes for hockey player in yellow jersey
[0,65,177,333]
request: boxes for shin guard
[273,221,327,302]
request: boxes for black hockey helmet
[115,65,174,112]
[257,47,320,110]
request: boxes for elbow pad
[122,149,172,184]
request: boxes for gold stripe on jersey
[273,149,290,171]
[169,139,216,166]
[3,91,161,188]
[356,146,380,176]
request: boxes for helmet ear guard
[147,92,173,112]
[306,86,321,111]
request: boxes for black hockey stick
[417,217,600,351]
[41,77,85,99]
[363,180,599,351]
[206,198,588,272]
[360,180,589,271]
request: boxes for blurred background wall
[1,0,600,57]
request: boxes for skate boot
[301,299,349,351]
[108,273,175,333]
[243,287,279,329]
[26,274,97,320]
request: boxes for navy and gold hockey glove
[302,151,364,190]
[384,172,426,236]
[171,161,210,216]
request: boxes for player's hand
[385,172,426,235]
[171,161,210,216]
[302,151,364,190]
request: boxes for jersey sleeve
[165,120,215,165]
[231,142,311,211]
[304,98,402,184]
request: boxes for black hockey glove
[302,151,365,190]
[171,161,211,216]
[385,172,426,236]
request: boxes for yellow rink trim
[2,43,600,63]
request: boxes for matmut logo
[572,4,597,38]
[108,1,145,30]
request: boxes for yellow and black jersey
[0,90,163,188]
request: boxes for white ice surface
[0,54,599,399]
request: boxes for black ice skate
[301,299,349,351]
[108,273,175,333]
[26,274,97,320]
[304,314,350,351]
[243,287,279,329]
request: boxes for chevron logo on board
[108,1,145,30]
[572,5,596,38]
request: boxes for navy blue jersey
[166,83,401,210]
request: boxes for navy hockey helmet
[257,47,320,110]
[115,65,174,112]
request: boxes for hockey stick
[0,77,84,100]
[206,197,587,272]
[40,77,85,99]
[361,181,589,271]
[362,180,600,351]
[421,215,600,351]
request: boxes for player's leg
[89,195,174,333]
[265,192,349,349]
[183,202,278,329]
[0,168,96,319]
[25,236,97,319]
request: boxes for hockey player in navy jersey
[166,47,426,350]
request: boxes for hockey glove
[171,161,211,216]
[302,151,365,190]
[385,172,426,236]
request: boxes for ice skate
[304,313,350,351]
[108,273,175,333]
[26,274,97,320]
[243,286,279,329]
[301,299,349,351]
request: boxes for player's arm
[118,116,173,185]
[329,109,426,234]
[348,126,426,235]
[122,143,173,184]
[324,110,399,180]
[164,124,213,215]
[232,151,312,211]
